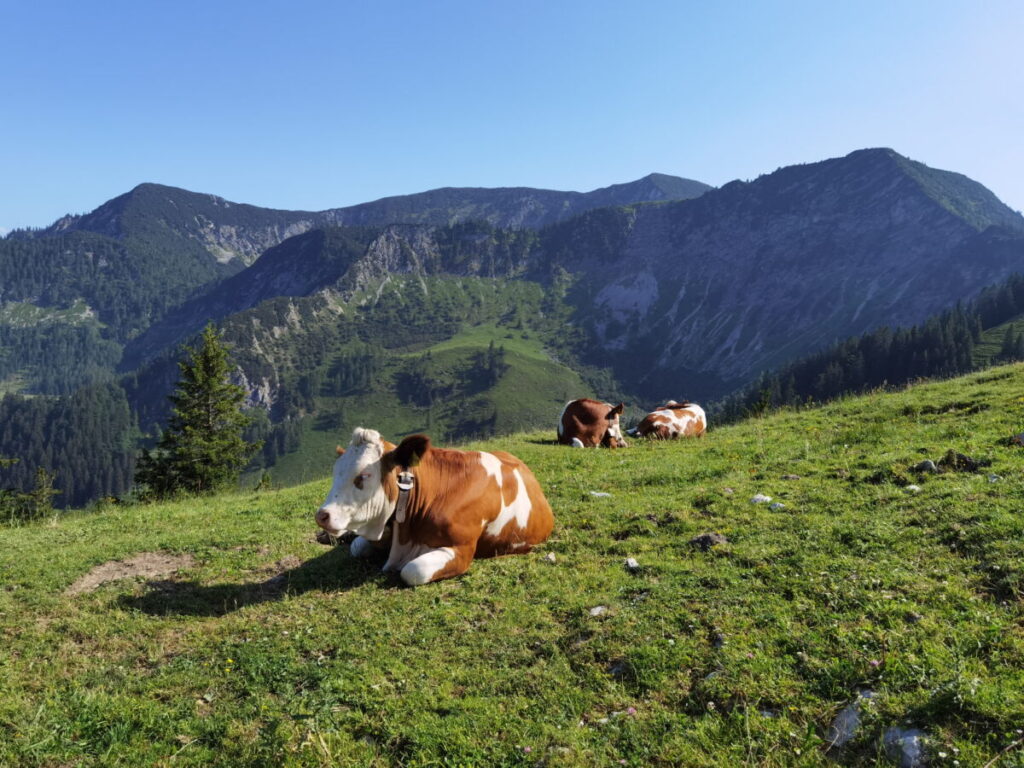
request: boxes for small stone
[769,502,786,511]
[751,493,772,504]
[723,487,735,495]
[589,605,608,617]
[905,484,921,493]
[624,557,640,572]
[883,726,928,768]
[589,491,612,498]
[544,552,557,563]
[988,473,1001,483]
[825,691,876,750]
[911,460,937,474]
[607,660,627,678]
[782,474,801,480]
[690,532,728,551]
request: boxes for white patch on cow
[383,539,429,573]
[557,401,572,437]
[350,536,376,558]
[570,437,584,448]
[316,428,395,541]
[400,547,456,586]
[479,453,533,538]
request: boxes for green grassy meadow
[3,365,1024,766]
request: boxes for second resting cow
[629,400,707,439]
[557,398,628,448]
[315,428,553,586]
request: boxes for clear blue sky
[2,0,1022,232]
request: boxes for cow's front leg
[400,544,475,586]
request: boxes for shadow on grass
[118,546,395,617]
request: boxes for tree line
[718,273,1024,421]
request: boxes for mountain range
[3,148,1024,504]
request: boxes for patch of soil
[66,552,196,595]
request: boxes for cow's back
[637,403,707,439]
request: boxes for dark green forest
[0,384,136,508]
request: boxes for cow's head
[315,429,431,540]
[601,402,628,448]
[316,428,395,540]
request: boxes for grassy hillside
[2,365,1024,766]
[265,325,591,487]
[974,313,1024,366]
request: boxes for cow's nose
[316,508,330,525]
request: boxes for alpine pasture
[2,365,1024,766]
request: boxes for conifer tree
[135,324,260,498]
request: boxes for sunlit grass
[2,364,1023,766]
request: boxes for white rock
[751,493,772,504]
[589,491,612,498]
[625,557,640,572]
[769,502,786,511]
[905,485,921,493]
[544,552,557,563]
[589,605,608,617]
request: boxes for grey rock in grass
[690,532,728,551]
[769,502,787,511]
[782,474,801,480]
[544,552,557,564]
[905,484,922,493]
[882,727,928,767]
[988,473,1002,483]
[826,690,875,749]
[624,557,641,572]
[589,605,608,617]
[911,460,938,474]
[750,493,772,504]
[589,491,612,498]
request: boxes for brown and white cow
[556,398,628,448]
[629,400,707,440]
[315,428,554,586]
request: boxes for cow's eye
[353,472,372,490]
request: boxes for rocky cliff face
[551,149,1024,398]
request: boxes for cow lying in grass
[315,428,553,586]
[557,398,628,448]
[628,401,707,439]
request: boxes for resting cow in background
[315,428,554,586]
[557,398,628,448]
[629,400,707,440]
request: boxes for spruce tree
[135,325,260,498]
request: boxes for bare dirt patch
[66,552,196,595]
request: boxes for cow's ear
[335,445,346,456]
[385,434,431,470]
[608,402,625,418]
